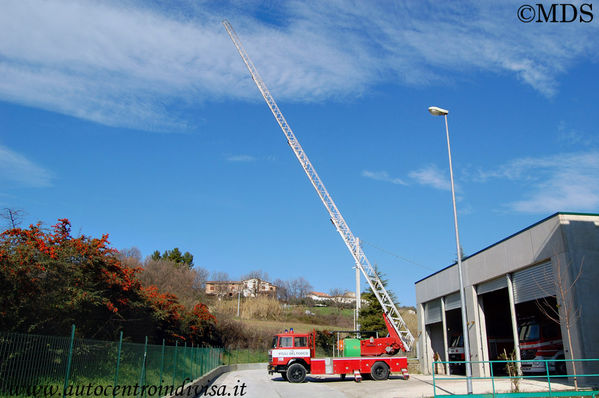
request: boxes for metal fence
[0,326,224,397]
[222,348,268,365]
[432,358,599,398]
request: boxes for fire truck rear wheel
[371,362,390,381]
[286,363,307,383]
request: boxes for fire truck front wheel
[371,362,390,381]
[286,363,307,383]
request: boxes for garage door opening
[516,297,565,374]
[479,288,514,375]
[445,308,464,375]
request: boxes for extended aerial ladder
[223,20,415,352]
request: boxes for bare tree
[118,247,143,268]
[536,257,583,390]
[140,258,209,309]
[1,208,25,229]
[211,271,231,281]
[328,288,348,309]
[273,278,290,302]
[241,269,270,282]
[193,267,209,291]
[288,277,312,301]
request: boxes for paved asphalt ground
[204,368,575,398]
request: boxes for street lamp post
[428,106,473,394]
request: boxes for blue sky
[1,0,598,306]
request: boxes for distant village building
[308,291,367,305]
[331,291,360,305]
[308,291,331,302]
[205,278,276,298]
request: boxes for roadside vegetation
[0,219,217,345]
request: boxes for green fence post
[138,336,148,398]
[62,325,76,398]
[159,339,165,388]
[113,331,123,398]
[545,359,553,396]
[491,360,495,396]
[183,342,188,385]
[432,361,436,398]
[172,341,178,387]
[191,343,195,381]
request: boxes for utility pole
[355,238,361,336]
[237,289,241,317]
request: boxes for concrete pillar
[441,297,450,375]
[464,285,486,377]
[418,303,431,374]
[476,293,491,377]
[506,273,522,374]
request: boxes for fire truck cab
[519,319,564,374]
[268,330,315,382]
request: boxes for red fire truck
[268,314,410,383]
[519,318,564,374]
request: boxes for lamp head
[428,106,449,116]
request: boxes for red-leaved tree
[0,219,216,345]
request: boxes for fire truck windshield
[519,323,540,342]
[450,335,463,348]
[271,336,277,348]
[294,336,307,347]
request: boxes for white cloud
[556,121,597,147]
[226,154,256,162]
[0,0,597,130]
[408,165,451,191]
[0,145,53,187]
[477,152,599,213]
[361,170,407,185]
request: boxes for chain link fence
[0,326,224,397]
[222,348,268,365]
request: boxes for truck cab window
[279,337,293,347]
[294,336,307,347]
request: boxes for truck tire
[554,357,566,376]
[286,363,307,383]
[371,362,390,381]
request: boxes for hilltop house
[205,278,277,298]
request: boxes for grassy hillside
[209,296,418,353]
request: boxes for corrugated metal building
[415,212,599,383]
